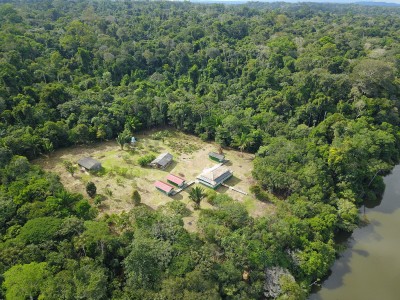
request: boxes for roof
[154,181,174,193]
[151,152,173,167]
[197,164,233,186]
[167,174,185,186]
[209,152,225,161]
[77,157,101,170]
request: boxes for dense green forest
[1,0,400,299]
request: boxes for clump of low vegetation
[63,160,77,177]
[137,154,156,167]
[151,131,171,141]
[86,181,97,198]
[104,187,113,197]
[250,185,271,203]
[94,194,107,207]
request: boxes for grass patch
[34,128,265,223]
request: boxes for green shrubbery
[137,154,156,167]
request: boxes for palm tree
[189,186,206,210]
[116,130,130,150]
[233,132,254,155]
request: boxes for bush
[104,187,113,197]
[86,181,97,198]
[250,185,270,202]
[137,154,156,167]
[94,194,106,206]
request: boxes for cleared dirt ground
[34,129,273,231]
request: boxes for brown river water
[310,165,400,300]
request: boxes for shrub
[104,187,113,197]
[94,194,106,206]
[250,185,270,202]
[86,181,97,198]
[137,154,156,167]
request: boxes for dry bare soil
[34,129,273,231]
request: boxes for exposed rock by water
[264,266,295,299]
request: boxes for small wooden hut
[166,174,186,188]
[150,153,173,169]
[77,157,102,171]
[209,152,225,163]
[154,180,174,196]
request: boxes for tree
[75,221,113,257]
[116,129,131,150]
[131,190,141,206]
[17,217,63,244]
[336,198,359,231]
[124,236,172,290]
[189,186,206,209]
[63,160,77,177]
[351,59,395,97]
[3,262,50,300]
[86,181,97,198]
[232,132,253,154]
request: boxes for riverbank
[310,165,400,300]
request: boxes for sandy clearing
[34,129,274,229]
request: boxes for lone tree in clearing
[189,186,206,210]
[116,129,131,150]
[63,160,77,177]
[131,190,141,206]
[86,181,97,198]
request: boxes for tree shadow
[171,193,183,200]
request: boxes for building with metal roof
[150,153,173,169]
[197,163,233,189]
[166,174,186,187]
[154,180,174,195]
[77,157,102,171]
[208,152,225,163]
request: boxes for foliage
[116,129,131,150]
[63,160,77,177]
[0,1,400,299]
[17,217,62,244]
[86,181,97,198]
[189,186,206,209]
[137,154,156,167]
[3,262,50,300]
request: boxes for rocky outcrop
[264,266,295,299]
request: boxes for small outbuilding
[167,174,186,188]
[77,157,102,171]
[209,152,225,163]
[197,163,233,189]
[154,180,174,196]
[150,152,173,169]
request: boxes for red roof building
[166,174,186,187]
[154,180,174,195]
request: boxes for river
[310,165,400,300]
